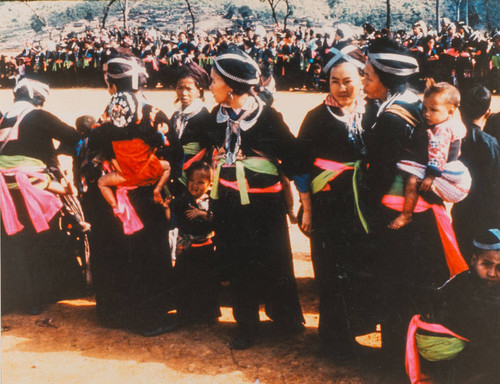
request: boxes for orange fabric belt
[381,195,469,278]
[218,178,282,194]
[183,148,207,170]
[191,238,213,248]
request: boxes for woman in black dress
[297,44,376,358]
[208,47,304,349]
[362,37,468,365]
[170,61,212,191]
[85,54,183,336]
[1,79,85,314]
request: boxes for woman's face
[210,68,232,105]
[329,62,363,108]
[176,77,200,109]
[362,62,388,100]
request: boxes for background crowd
[1,16,500,93]
[1,12,500,384]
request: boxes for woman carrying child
[388,79,470,230]
[97,57,174,216]
[208,47,304,350]
[86,54,183,336]
[362,37,468,366]
[296,44,376,358]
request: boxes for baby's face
[187,170,210,200]
[472,250,500,288]
[423,93,454,127]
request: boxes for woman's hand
[300,210,312,234]
[298,191,313,235]
[287,210,298,224]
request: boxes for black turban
[213,46,260,86]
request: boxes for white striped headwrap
[13,78,50,102]
[213,52,260,85]
[323,45,365,74]
[104,57,148,90]
[368,52,419,76]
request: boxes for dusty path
[2,90,499,384]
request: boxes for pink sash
[405,315,469,384]
[115,186,144,235]
[0,170,62,235]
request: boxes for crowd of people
[1,26,500,384]
[2,17,500,94]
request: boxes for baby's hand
[153,189,163,204]
[185,207,201,220]
[419,176,434,192]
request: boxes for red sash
[382,195,468,278]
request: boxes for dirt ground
[2,90,499,384]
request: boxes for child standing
[389,80,470,229]
[169,161,220,325]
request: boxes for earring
[227,91,233,100]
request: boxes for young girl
[97,59,172,215]
[169,161,220,325]
[170,61,211,191]
[389,80,471,229]
[406,228,500,384]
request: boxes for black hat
[213,46,260,86]
[367,38,419,77]
[473,229,500,251]
[104,55,148,91]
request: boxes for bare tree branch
[283,0,292,32]
[20,0,47,27]
[185,0,196,33]
[102,0,118,29]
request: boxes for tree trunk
[102,0,117,29]
[185,0,196,33]
[267,0,280,29]
[283,0,292,32]
[123,0,129,32]
[386,0,391,30]
[22,0,48,28]
[456,0,462,22]
[465,0,469,26]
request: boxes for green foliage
[238,5,253,19]
[224,4,237,19]
[47,1,103,28]
[30,14,44,33]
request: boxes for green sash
[210,157,279,205]
[310,160,369,233]
[183,142,201,156]
[415,332,468,362]
[0,155,50,189]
